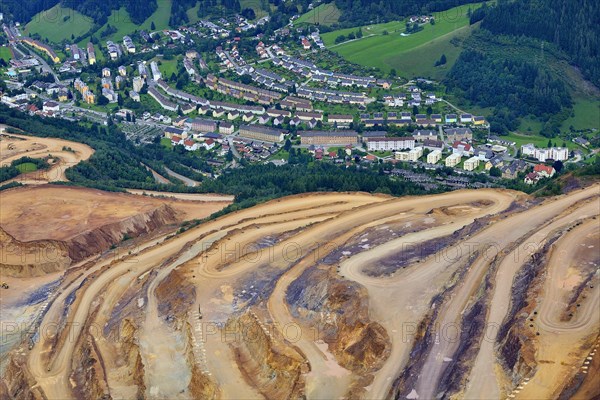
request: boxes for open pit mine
[1,183,599,400]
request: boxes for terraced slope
[1,185,598,399]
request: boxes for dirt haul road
[465,196,600,399]
[411,186,600,400]
[14,186,600,400]
[0,128,94,182]
[511,217,599,399]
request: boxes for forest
[333,0,477,25]
[480,0,600,87]
[446,47,572,135]
[0,0,60,25]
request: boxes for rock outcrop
[66,204,180,262]
[287,265,391,375]
[226,312,306,399]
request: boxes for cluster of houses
[384,90,437,108]
[106,41,122,61]
[204,74,282,105]
[524,164,556,185]
[296,86,371,105]
[30,80,69,102]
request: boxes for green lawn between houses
[0,46,13,62]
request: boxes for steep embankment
[0,228,70,277]
[226,311,306,399]
[288,265,391,377]
[0,204,180,277]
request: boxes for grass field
[504,132,585,152]
[0,46,12,62]
[160,137,173,149]
[296,3,341,26]
[562,97,600,131]
[322,3,484,74]
[77,0,172,46]
[518,117,544,134]
[15,162,38,173]
[25,5,94,43]
[322,20,405,46]
[385,23,476,80]
[186,2,201,24]
[240,0,269,19]
[157,57,180,79]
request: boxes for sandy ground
[0,185,230,242]
[0,127,94,183]
[126,189,234,202]
[10,186,600,400]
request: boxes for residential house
[452,141,472,156]
[413,129,437,141]
[445,127,473,142]
[460,114,473,124]
[473,116,485,125]
[502,160,528,179]
[219,121,234,135]
[524,172,541,185]
[445,114,457,123]
[184,139,200,151]
[201,139,215,150]
[423,139,444,151]
[328,114,354,126]
[485,156,504,170]
[239,124,286,143]
[533,164,556,178]
[43,101,60,113]
[366,137,415,151]
[192,118,218,132]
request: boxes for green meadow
[322,3,485,74]
[25,4,94,43]
[296,3,341,26]
[0,46,13,62]
[76,0,172,46]
[562,97,600,131]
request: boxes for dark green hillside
[1,0,157,26]
[481,0,600,87]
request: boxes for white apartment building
[463,156,480,171]
[150,61,162,82]
[521,144,569,162]
[427,149,442,164]
[366,137,415,151]
[446,153,462,167]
